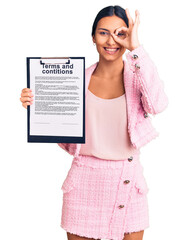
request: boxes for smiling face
[92,15,127,62]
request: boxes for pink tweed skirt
[60,153,149,240]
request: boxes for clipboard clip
[40,57,70,65]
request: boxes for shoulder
[85,62,98,73]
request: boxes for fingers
[20,88,34,109]
[125,8,133,28]
[114,26,129,35]
[22,88,32,93]
[134,9,140,27]
[21,88,33,97]
[111,33,123,45]
[125,8,140,29]
[22,102,32,109]
[112,26,128,45]
[20,88,34,99]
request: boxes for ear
[92,35,96,44]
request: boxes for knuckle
[23,88,31,93]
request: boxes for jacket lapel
[85,62,98,97]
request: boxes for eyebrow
[97,28,110,32]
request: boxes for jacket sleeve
[126,45,169,115]
[57,143,76,156]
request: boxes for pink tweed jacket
[58,45,169,157]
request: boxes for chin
[100,53,124,62]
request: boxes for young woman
[20,5,168,240]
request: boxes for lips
[104,47,120,54]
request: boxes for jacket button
[118,205,125,209]
[135,63,140,69]
[128,156,133,162]
[124,180,130,184]
[144,112,148,118]
[132,54,138,59]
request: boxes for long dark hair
[91,5,129,37]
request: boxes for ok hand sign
[111,9,141,51]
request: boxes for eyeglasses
[97,30,126,39]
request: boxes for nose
[106,34,116,45]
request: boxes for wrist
[130,43,141,51]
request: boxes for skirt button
[128,156,133,162]
[124,180,130,184]
[118,205,125,209]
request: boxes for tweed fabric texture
[60,153,149,240]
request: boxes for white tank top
[79,89,140,160]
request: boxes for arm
[126,45,169,115]
[57,143,76,156]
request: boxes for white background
[0,0,188,239]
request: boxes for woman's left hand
[111,9,141,51]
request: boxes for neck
[93,56,124,79]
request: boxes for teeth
[105,48,118,52]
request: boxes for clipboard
[26,57,85,143]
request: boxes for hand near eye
[111,9,141,51]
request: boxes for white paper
[29,58,84,137]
